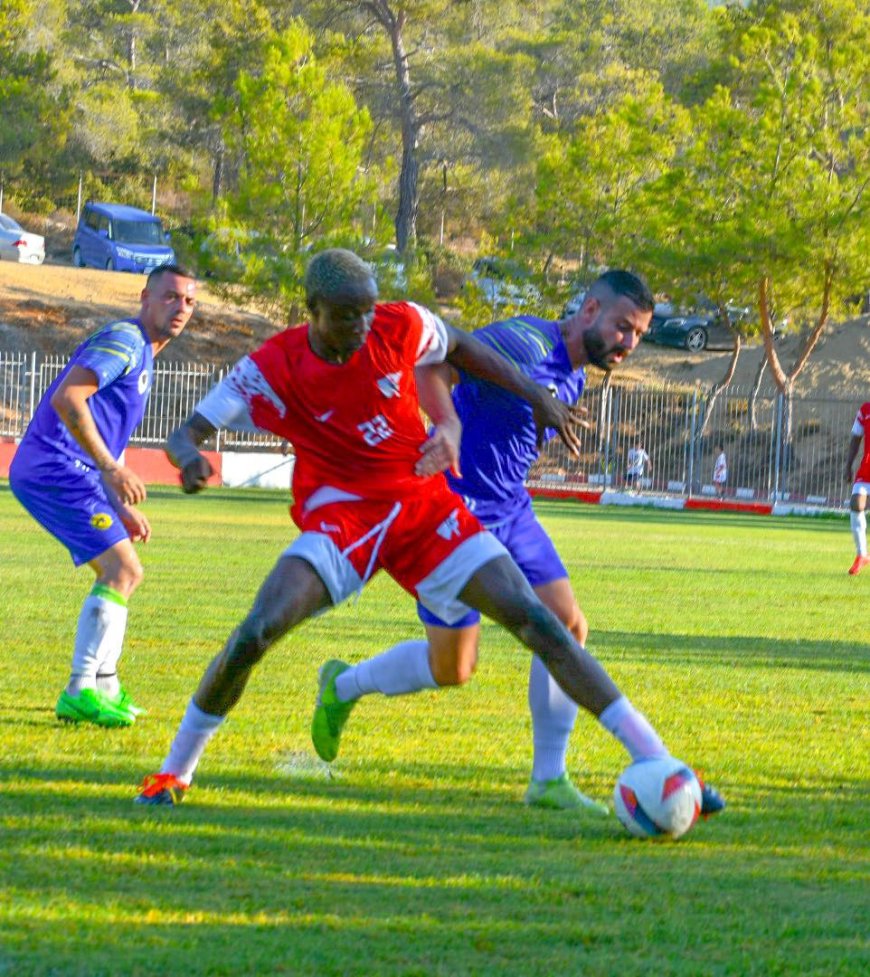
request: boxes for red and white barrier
[0,441,844,517]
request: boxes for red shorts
[287,482,507,624]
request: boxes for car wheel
[685,326,708,352]
[105,258,114,271]
[73,247,84,267]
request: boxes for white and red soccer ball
[613,757,702,840]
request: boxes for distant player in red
[136,249,697,808]
[845,402,870,575]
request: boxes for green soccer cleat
[55,687,135,728]
[524,773,609,815]
[135,773,188,806]
[311,659,356,762]
[111,685,147,717]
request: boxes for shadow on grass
[587,629,870,674]
[1,761,866,977]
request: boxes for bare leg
[459,556,619,717]
[427,622,480,686]
[194,555,331,716]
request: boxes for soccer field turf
[1,486,867,977]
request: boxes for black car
[647,312,736,352]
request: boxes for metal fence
[528,378,855,508]
[0,352,858,507]
[0,353,278,452]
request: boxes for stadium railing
[0,351,858,509]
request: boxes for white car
[0,213,45,264]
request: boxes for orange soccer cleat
[848,555,870,576]
[135,773,188,806]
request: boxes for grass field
[1,485,867,977]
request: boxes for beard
[583,323,623,371]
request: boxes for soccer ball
[613,757,702,840]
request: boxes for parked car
[646,311,736,352]
[467,256,542,309]
[0,213,45,264]
[72,202,175,273]
[562,289,585,317]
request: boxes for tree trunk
[759,270,833,455]
[698,325,741,439]
[126,0,142,90]
[366,2,419,253]
[212,146,224,204]
[748,353,767,433]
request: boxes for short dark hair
[304,248,375,308]
[146,262,195,287]
[589,269,654,313]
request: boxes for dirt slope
[1,260,868,396]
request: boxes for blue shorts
[10,454,128,567]
[417,499,567,629]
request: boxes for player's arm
[165,355,265,494]
[50,365,146,505]
[443,324,584,456]
[414,362,461,477]
[166,412,218,494]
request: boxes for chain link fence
[0,352,858,506]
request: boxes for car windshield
[113,219,163,245]
[0,214,22,232]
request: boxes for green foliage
[214,19,373,315]
[531,80,690,277]
[0,0,70,193]
[629,0,869,359]
[1,489,867,976]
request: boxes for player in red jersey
[846,402,870,575]
[136,249,682,807]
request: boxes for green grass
[1,486,868,977]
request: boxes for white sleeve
[852,417,864,437]
[195,356,271,434]
[409,302,451,366]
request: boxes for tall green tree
[0,0,71,203]
[531,80,689,278]
[219,19,373,313]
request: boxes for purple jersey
[14,319,153,479]
[447,315,585,522]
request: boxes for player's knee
[102,558,144,598]
[225,617,273,670]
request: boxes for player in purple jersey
[9,265,196,728]
[311,270,726,818]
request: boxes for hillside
[1,260,868,398]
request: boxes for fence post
[151,173,157,215]
[215,367,224,452]
[0,176,4,213]
[772,391,784,499]
[687,386,699,497]
[28,351,38,424]
[600,383,613,485]
[76,173,83,221]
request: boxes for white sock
[335,640,438,700]
[851,510,867,556]
[598,695,670,762]
[160,699,225,785]
[68,588,128,696]
[528,654,578,782]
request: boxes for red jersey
[854,403,870,483]
[246,302,448,508]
